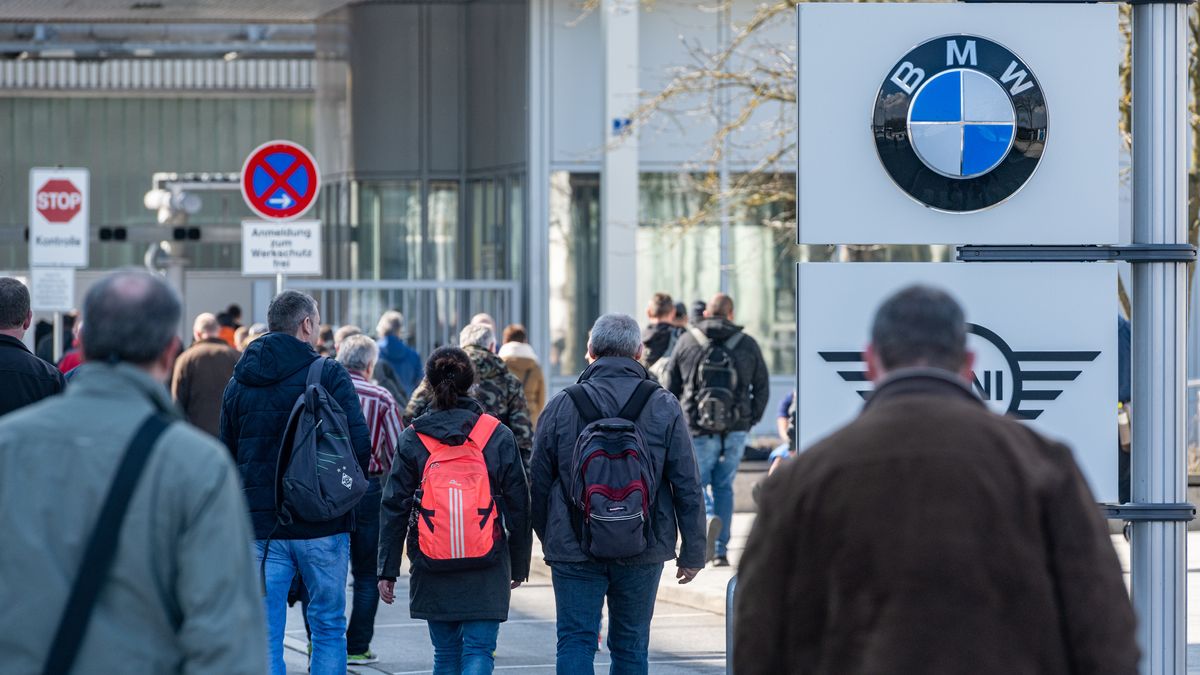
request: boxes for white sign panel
[797,3,1117,245]
[798,262,1117,502]
[29,167,90,267]
[242,220,322,276]
[30,268,75,312]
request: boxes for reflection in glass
[548,171,601,378]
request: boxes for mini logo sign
[872,36,1047,213]
[819,323,1098,420]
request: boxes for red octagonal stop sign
[36,179,83,223]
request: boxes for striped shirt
[349,372,405,477]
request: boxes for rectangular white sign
[29,167,89,268]
[30,268,76,312]
[796,3,1118,245]
[798,262,1118,502]
[242,220,323,276]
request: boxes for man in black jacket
[530,313,706,674]
[664,293,769,566]
[219,290,371,675]
[641,291,679,368]
[0,277,63,417]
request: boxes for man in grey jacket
[530,313,706,674]
[0,271,265,674]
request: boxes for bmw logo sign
[872,36,1047,213]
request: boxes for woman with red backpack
[377,346,532,675]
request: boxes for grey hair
[193,312,219,337]
[336,334,380,373]
[588,313,641,359]
[267,290,318,336]
[0,277,31,329]
[334,324,362,347]
[82,271,181,365]
[376,310,405,338]
[459,322,496,349]
[870,285,968,372]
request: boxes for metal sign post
[1129,2,1189,672]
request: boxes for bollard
[725,574,737,673]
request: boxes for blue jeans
[426,620,500,675]
[255,534,349,675]
[551,561,664,675]
[298,477,382,654]
[692,431,748,557]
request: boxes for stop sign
[36,179,83,223]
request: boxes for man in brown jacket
[735,285,1138,674]
[172,313,240,437]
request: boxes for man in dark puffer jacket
[220,290,371,675]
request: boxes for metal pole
[1130,3,1188,672]
[51,311,62,364]
[717,1,732,294]
[276,272,285,297]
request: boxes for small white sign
[796,3,1118,245]
[242,219,322,276]
[30,267,75,312]
[798,262,1117,502]
[29,167,90,268]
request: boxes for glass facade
[548,171,601,379]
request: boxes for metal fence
[282,279,522,359]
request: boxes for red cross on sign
[240,140,321,221]
[36,179,83,223]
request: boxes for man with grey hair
[404,321,534,462]
[735,285,1138,674]
[0,271,265,674]
[172,312,239,437]
[529,313,706,673]
[375,309,423,397]
[0,276,63,416]
[220,289,371,675]
[337,324,405,406]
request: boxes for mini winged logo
[818,323,1099,420]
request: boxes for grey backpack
[274,357,367,525]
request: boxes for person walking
[333,334,405,665]
[378,346,531,675]
[337,324,407,408]
[734,285,1138,674]
[377,310,424,397]
[0,277,64,416]
[530,313,706,674]
[172,312,240,437]
[499,323,546,426]
[664,292,769,566]
[219,290,372,675]
[0,271,264,674]
[641,292,679,368]
[407,323,533,464]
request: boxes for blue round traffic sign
[240,140,320,221]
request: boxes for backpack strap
[468,414,501,450]
[724,332,744,351]
[42,413,172,675]
[564,384,603,424]
[688,327,709,348]
[306,356,326,388]
[617,380,659,422]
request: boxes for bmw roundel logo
[872,36,1047,213]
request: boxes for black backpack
[563,380,659,560]
[688,328,744,434]
[274,357,367,526]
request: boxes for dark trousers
[300,476,383,654]
[550,560,664,675]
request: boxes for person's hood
[577,355,649,383]
[498,341,538,362]
[695,317,744,341]
[642,322,675,347]
[465,344,508,380]
[233,332,318,387]
[411,398,484,445]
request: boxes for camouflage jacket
[405,345,534,458]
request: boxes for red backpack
[412,414,504,571]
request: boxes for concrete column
[600,0,639,317]
[528,0,553,374]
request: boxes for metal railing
[282,279,522,359]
